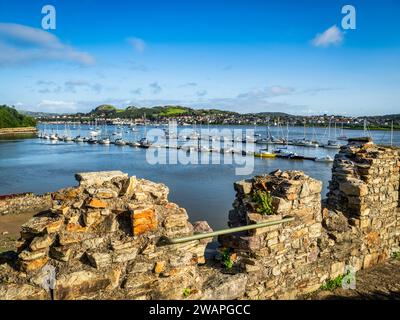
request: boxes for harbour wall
[0,127,37,137]
[0,138,399,300]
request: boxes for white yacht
[99,137,111,145]
[115,138,126,146]
[315,155,334,162]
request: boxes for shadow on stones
[322,290,400,300]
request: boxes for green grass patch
[159,107,188,116]
[321,270,354,291]
[182,288,191,297]
[252,190,274,215]
[221,248,234,270]
[392,251,400,259]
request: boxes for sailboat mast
[390,121,394,146]
[286,122,289,144]
[334,121,337,139]
[363,119,367,137]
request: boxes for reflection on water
[0,125,398,229]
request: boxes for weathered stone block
[87,252,112,269]
[29,234,53,251]
[113,247,138,263]
[363,253,379,269]
[86,198,108,209]
[0,284,49,300]
[201,273,248,300]
[75,171,128,187]
[19,256,49,273]
[131,207,158,236]
[50,246,73,262]
[83,210,103,227]
[330,261,345,278]
[119,176,137,197]
[234,180,253,195]
[21,216,63,235]
[54,270,118,300]
[339,179,368,197]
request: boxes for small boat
[293,139,318,147]
[129,141,141,147]
[50,133,58,140]
[138,138,151,148]
[43,133,50,140]
[115,138,126,146]
[74,136,84,142]
[99,138,111,145]
[254,149,276,158]
[273,150,294,158]
[315,155,334,163]
[323,140,341,149]
[87,137,98,144]
[289,154,304,160]
[337,136,348,141]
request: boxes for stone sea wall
[0,138,399,300]
[0,127,37,136]
[0,171,219,299]
[220,138,400,299]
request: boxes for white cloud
[37,100,78,113]
[312,25,344,47]
[127,37,146,52]
[64,80,102,94]
[196,90,207,97]
[0,23,95,66]
[149,82,162,94]
[237,85,295,99]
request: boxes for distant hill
[366,114,400,120]
[88,105,238,119]
[0,105,37,129]
[253,112,291,117]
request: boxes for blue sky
[0,0,399,115]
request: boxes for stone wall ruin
[0,138,399,300]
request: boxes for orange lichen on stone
[131,207,158,236]
[86,198,108,209]
[19,256,49,273]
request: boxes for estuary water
[0,124,398,229]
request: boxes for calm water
[0,124,398,229]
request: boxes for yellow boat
[254,151,276,158]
